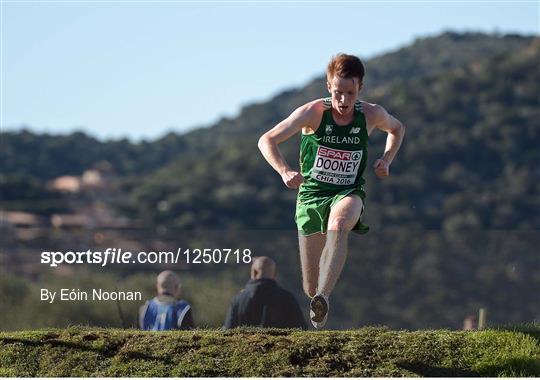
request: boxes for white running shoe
[310,293,329,329]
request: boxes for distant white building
[51,213,92,228]
[0,211,46,227]
[82,169,103,187]
[50,176,81,193]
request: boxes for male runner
[258,53,405,328]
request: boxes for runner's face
[327,75,361,116]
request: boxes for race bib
[311,146,362,185]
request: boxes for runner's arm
[372,105,406,178]
[258,103,318,188]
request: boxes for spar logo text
[312,146,362,185]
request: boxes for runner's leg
[298,232,326,298]
[317,195,363,297]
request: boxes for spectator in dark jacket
[139,270,195,331]
[223,256,307,329]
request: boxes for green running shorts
[295,188,369,236]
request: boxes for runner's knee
[327,217,352,231]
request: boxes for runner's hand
[281,170,304,189]
[374,158,390,178]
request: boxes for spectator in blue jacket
[139,270,195,330]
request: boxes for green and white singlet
[295,98,369,235]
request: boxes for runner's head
[156,270,181,297]
[326,54,365,116]
[251,256,276,280]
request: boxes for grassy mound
[1,325,539,377]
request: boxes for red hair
[327,53,365,82]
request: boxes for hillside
[1,31,539,332]
[124,33,540,231]
[5,32,537,230]
[1,326,539,376]
[2,32,533,180]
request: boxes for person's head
[250,256,276,280]
[326,53,365,116]
[463,315,478,331]
[156,270,181,297]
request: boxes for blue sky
[2,1,539,141]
